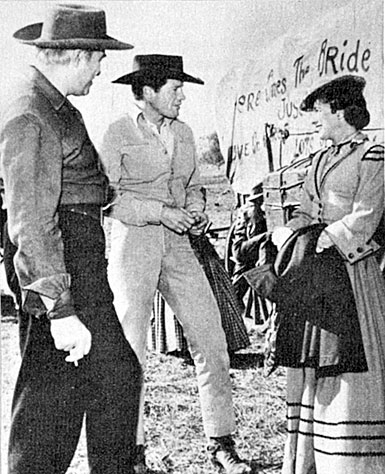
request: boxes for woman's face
[313,100,341,142]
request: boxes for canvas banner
[215,0,384,195]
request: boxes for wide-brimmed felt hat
[113,54,204,85]
[247,182,263,202]
[300,75,366,111]
[13,4,133,50]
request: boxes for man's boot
[207,436,251,474]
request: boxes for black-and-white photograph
[1,1,384,473]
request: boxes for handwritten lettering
[293,55,310,88]
[265,69,287,102]
[318,38,371,76]
[294,135,317,157]
[236,89,262,113]
[277,97,302,121]
[227,131,262,161]
[252,132,261,153]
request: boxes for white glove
[50,315,92,366]
[271,226,294,251]
[316,230,333,253]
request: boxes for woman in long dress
[273,75,385,474]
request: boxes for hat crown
[41,4,106,41]
[13,3,133,50]
[132,54,184,74]
[301,75,366,111]
[112,54,204,85]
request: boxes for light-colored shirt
[99,112,205,227]
[142,115,175,157]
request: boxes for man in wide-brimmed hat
[0,4,142,473]
[100,54,251,474]
[231,182,268,305]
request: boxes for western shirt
[100,112,205,226]
[0,66,108,318]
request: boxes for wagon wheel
[224,220,270,330]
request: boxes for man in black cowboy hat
[0,4,142,473]
[100,54,251,474]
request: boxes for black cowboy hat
[300,75,366,111]
[13,4,133,50]
[112,54,204,85]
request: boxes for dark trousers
[7,210,142,474]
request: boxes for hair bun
[344,105,370,129]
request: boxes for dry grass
[1,319,287,474]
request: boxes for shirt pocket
[120,143,169,182]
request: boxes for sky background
[0,0,362,143]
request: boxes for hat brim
[300,75,366,112]
[247,192,263,202]
[14,22,133,50]
[112,68,204,85]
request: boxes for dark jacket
[246,224,367,377]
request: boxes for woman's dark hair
[131,71,169,100]
[319,90,370,130]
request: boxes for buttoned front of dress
[288,133,384,264]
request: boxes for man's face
[313,100,341,141]
[70,51,106,96]
[146,79,186,120]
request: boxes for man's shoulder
[170,118,194,138]
[104,113,136,137]
[1,70,52,125]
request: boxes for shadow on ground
[250,459,283,473]
[163,349,265,371]
[230,351,264,370]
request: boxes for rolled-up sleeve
[1,113,75,317]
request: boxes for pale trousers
[108,220,236,444]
